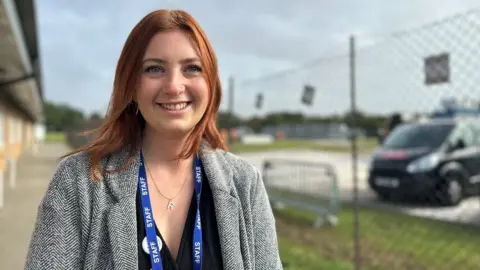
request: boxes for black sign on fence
[301,84,315,106]
[424,52,450,85]
[255,93,263,109]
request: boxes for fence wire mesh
[354,8,480,270]
[238,8,480,270]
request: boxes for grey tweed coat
[24,144,283,270]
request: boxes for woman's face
[136,30,209,137]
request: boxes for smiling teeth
[160,102,188,111]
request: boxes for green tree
[43,101,86,132]
[216,111,243,129]
[89,112,103,121]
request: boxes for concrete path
[0,143,70,270]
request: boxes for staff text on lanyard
[138,152,203,270]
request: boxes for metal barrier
[262,158,341,227]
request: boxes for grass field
[229,138,378,154]
[275,192,480,270]
[49,130,377,154]
[278,234,356,270]
[45,131,65,143]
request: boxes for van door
[468,121,480,193]
[446,122,480,194]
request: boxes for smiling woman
[138,30,209,138]
[24,9,282,270]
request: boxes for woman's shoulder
[222,150,259,178]
[45,151,96,197]
[51,148,116,190]
[58,150,92,171]
[45,148,124,207]
[206,148,260,179]
[56,147,126,179]
[203,147,262,196]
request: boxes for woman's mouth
[157,102,192,112]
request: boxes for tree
[244,117,263,133]
[216,111,243,129]
[89,112,103,121]
[43,101,86,132]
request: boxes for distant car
[368,118,480,206]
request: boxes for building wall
[0,99,36,174]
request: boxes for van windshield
[382,123,455,149]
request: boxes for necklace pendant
[167,200,174,210]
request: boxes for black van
[368,117,480,206]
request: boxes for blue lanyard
[138,152,203,270]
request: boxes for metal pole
[349,35,361,270]
[227,76,234,144]
[228,76,234,116]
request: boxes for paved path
[0,143,70,270]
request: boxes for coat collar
[103,141,235,201]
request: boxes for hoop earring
[136,107,139,115]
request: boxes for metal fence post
[228,75,235,117]
[227,76,235,144]
[349,35,361,270]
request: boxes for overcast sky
[36,0,480,118]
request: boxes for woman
[25,9,282,270]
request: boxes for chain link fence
[239,8,480,270]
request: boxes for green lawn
[279,235,358,270]
[274,190,480,270]
[229,138,377,154]
[45,131,65,143]
[47,132,378,154]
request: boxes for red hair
[65,9,227,181]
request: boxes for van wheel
[439,176,463,206]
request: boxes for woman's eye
[185,65,202,73]
[144,66,164,73]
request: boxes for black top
[136,173,224,270]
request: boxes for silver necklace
[145,163,188,210]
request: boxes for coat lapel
[104,148,140,270]
[200,145,246,270]
[106,197,138,270]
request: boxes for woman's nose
[162,71,185,95]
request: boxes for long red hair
[65,9,227,181]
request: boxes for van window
[471,121,480,146]
[448,123,475,147]
[382,122,455,149]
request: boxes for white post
[0,171,4,209]
[8,157,16,189]
[32,141,38,156]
